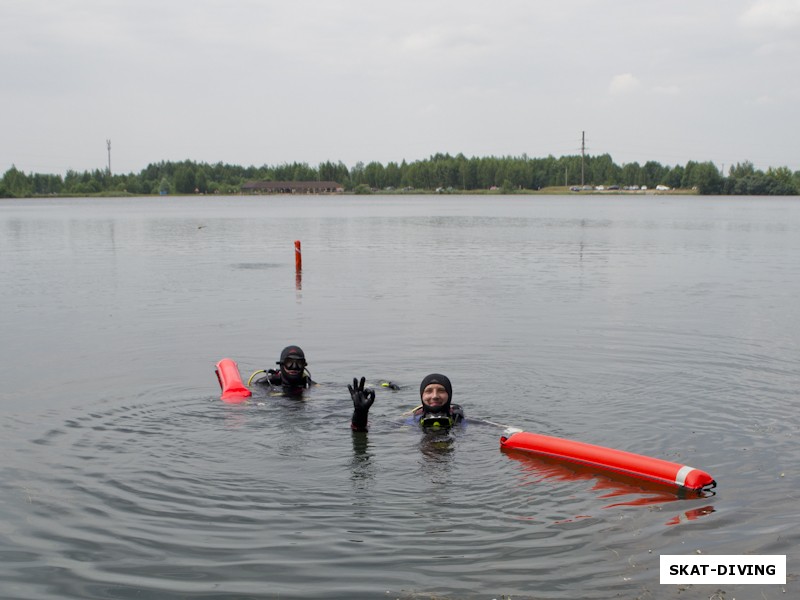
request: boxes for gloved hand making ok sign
[348,376,375,431]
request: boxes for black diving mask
[281,359,305,372]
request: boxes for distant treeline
[2,153,799,197]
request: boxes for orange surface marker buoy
[500,430,715,492]
[215,358,252,403]
[294,240,302,272]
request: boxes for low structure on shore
[241,180,343,194]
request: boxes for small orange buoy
[294,240,302,272]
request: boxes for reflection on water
[1,195,799,599]
[417,430,457,460]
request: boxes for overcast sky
[2,0,799,176]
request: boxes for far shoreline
[2,186,705,200]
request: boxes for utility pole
[581,131,585,187]
[106,139,112,176]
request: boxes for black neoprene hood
[419,373,452,413]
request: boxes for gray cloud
[1,0,798,174]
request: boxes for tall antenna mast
[106,139,112,175]
[581,131,585,187]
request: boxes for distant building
[241,180,343,194]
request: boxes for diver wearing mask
[349,372,464,431]
[250,345,314,394]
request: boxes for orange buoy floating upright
[215,358,252,403]
[500,430,715,492]
[294,240,302,272]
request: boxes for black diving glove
[348,376,375,431]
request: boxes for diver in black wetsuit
[250,345,315,395]
[349,373,464,432]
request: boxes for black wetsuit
[254,369,314,395]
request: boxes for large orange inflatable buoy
[215,358,252,403]
[500,430,715,492]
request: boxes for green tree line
[2,154,798,197]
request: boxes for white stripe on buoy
[674,465,694,487]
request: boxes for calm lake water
[1,194,798,599]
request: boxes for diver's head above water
[277,345,307,385]
[419,373,452,414]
